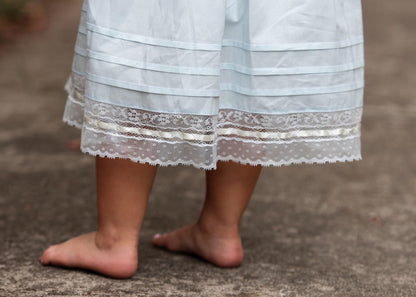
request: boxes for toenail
[153,233,161,240]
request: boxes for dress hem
[78,145,362,171]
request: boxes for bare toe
[152,233,164,246]
[40,246,54,265]
[152,229,192,252]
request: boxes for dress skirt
[63,0,364,170]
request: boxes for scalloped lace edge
[80,146,361,170]
[63,117,83,130]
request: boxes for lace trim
[63,97,362,169]
[63,90,362,143]
[82,146,362,170]
[84,115,360,143]
[78,96,362,131]
[80,128,361,170]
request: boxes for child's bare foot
[40,232,138,278]
[152,223,244,267]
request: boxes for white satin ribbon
[85,116,360,142]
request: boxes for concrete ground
[1,0,415,296]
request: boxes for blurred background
[1,0,415,296]
[0,0,47,48]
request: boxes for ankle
[195,217,240,239]
[95,228,137,251]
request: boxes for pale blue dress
[63,0,364,170]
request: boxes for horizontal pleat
[80,30,363,75]
[84,80,219,115]
[86,51,219,76]
[86,31,221,71]
[79,77,363,116]
[220,45,364,73]
[218,89,363,114]
[83,52,363,95]
[219,68,364,95]
[86,20,363,52]
[87,59,219,93]
[87,23,222,51]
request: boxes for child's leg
[40,156,158,278]
[153,161,262,267]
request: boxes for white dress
[63,0,364,170]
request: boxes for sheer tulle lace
[63,79,362,170]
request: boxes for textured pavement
[1,0,416,296]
